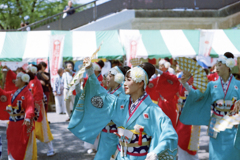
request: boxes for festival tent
[0,30,125,62]
[119,30,200,59]
[209,30,240,58]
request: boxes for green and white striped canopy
[119,30,200,59]
[0,29,240,62]
[0,30,125,62]
[209,30,240,57]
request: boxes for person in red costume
[208,65,219,82]
[83,60,105,88]
[146,59,180,129]
[156,71,180,130]
[2,66,18,92]
[0,72,36,160]
[176,73,200,160]
[27,65,55,157]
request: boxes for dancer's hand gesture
[83,57,91,69]
[231,100,240,114]
[180,70,192,84]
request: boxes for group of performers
[0,51,240,160]
[0,64,54,160]
[69,51,240,160]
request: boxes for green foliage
[0,0,81,29]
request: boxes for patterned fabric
[11,85,27,103]
[220,74,233,94]
[102,121,117,133]
[130,92,148,114]
[117,133,151,156]
[33,108,40,121]
[108,85,121,94]
[9,101,25,122]
[158,148,177,160]
[212,100,233,117]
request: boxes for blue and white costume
[180,56,240,160]
[68,65,178,160]
[95,66,125,160]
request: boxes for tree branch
[15,0,23,15]
[31,0,37,13]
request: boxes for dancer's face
[216,62,229,77]
[15,77,25,88]
[107,73,116,88]
[124,72,143,95]
[159,64,167,72]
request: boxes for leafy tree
[0,0,81,30]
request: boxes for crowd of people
[0,52,240,160]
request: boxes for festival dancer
[95,66,128,160]
[176,75,200,160]
[180,52,240,160]
[81,60,105,153]
[147,60,180,130]
[69,59,178,160]
[0,72,37,160]
[83,60,105,88]
[27,65,55,156]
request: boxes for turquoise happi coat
[180,76,240,160]
[95,84,125,160]
[68,67,178,160]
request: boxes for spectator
[164,57,175,74]
[20,22,25,31]
[63,1,75,17]
[37,62,50,113]
[53,68,66,114]
[62,61,75,121]
[25,22,31,31]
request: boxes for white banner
[119,30,147,67]
[49,35,65,86]
[198,30,215,57]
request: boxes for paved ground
[0,112,209,160]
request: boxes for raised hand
[180,70,192,84]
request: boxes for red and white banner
[119,30,148,67]
[198,30,215,57]
[49,35,65,86]
[0,62,28,70]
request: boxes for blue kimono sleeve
[68,71,116,144]
[180,82,212,126]
[149,107,178,159]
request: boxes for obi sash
[212,99,235,117]
[7,103,25,122]
[116,127,151,156]
[102,121,117,133]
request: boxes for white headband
[17,72,30,83]
[93,63,101,71]
[217,56,235,69]
[127,66,148,89]
[109,66,124,84]
[159,59,171,68]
